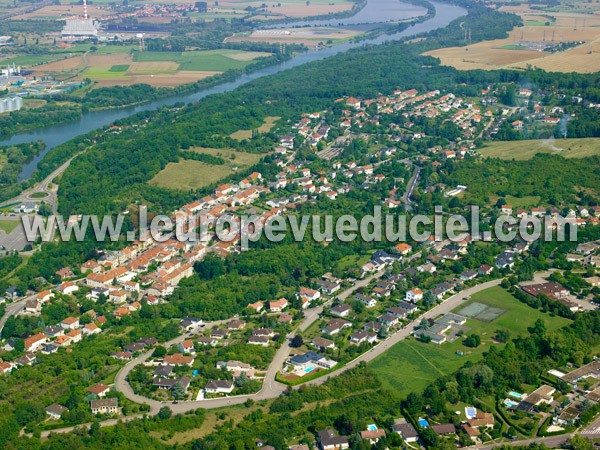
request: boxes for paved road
[303,277,505,386]
[31,270,563,438]
[0,157,74,214]
[582,415,600,438]
[468,434,573,449]
[0,294,36,336]
[114,269,388,415]
[403,164,420,211]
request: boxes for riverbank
[0,0,466,189]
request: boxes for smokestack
[83,0,88,20]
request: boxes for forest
[0,141,45,202]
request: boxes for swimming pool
[508,391,523,399]
[418,419,430,428]
[504,399,519,408]
[304,365,315,373]
[367,424,378,431]
[465,407,477,419]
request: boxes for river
[1,0,466,182]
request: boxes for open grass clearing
[187,147,263,167]
[148,160,234,191]
[479,138,600,160]
[229,116,280,140]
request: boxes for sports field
[370,286,570,397]
[479,138,600,160]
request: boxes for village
[0,85,599,446]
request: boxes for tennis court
[457,301,506,322]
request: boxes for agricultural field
[194,0,355,21]
[149,149,262,191]
[370,286,570,398]
[424,1,600,73]
[478,138,600,160]
[226,27,360,46]
[29,49,271,87]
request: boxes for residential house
[322,319,351,336]
[204,380,234,394]
[90,398,118,415]
[392,419,418,443]
[178,340,196,355]
[46,403,68,420]
[349,330,377,345]
[86,383,111,398]
[60,317,80,330]
[269,298,288,312]
[360,429,386,445]
[163,354,194,366]
[406,288,423,303]
[24,333,48,352]
[330,304,352,317]
[312,337,336,351]
[317,429,349,450]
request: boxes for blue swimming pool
[508,391,523,399]
[504,399,519,408]
[418,419,430,428]
[465,407,477,419]
[367,424,377,431]
[304,365,315,373]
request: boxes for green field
[479,138,600,160]
[370,286,571,398]
[149,149,261,191]
[149,160,233,191]
[502,195,542,209]
[0,54,65,67]
[0,219,21,234]
[133,49,269,71]
[109,65,130,72]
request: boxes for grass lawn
[149,160,233,191]
[458,286,571,336]
[502,195,542,209]
[370,286,571,398]
[479,138,600,160]
[0,220,21,234]
[335,254,371,273]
